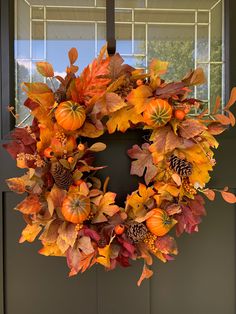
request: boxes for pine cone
[54,90,66,103]
[126,222,148,243]
[51,162,73,190]
[169,155,193,177]
[115,77,135,98]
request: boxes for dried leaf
[179,119,207,139]
[108,53,134,81]
[172,173,182,186]
[77,122,104,138]
[224,109,236,126]
[77,236,95,255]
[67,249,96,276]
[127,143,157,185]
[220,191,236,203]
[47,185,67,216]
[149,59,168,77]
[19,223,42,243]
[92,192,120,223]
[39,242,64,256]
[212,96,221,114]
[6,176,28,194]
[214,114,231,125]
[207,122,227,135]
[202,189,215,201]
[127,85,153,114]
[225,87,236,109]
[137,264,153,286]
[68,47,78,65]
[89,142,107,152]
[155,81,186,98]
[57,222,78,253]
[182,68,206,86]
[106,106,143,133]
[36,62,54,77]
[16,194,42,214]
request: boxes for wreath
[4,46,236,286]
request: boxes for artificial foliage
[4,46,236,286]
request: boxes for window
[15,0,224,125]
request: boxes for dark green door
[1,0,235,313]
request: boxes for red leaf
[220,191,236,204]
[214,114,231,125]
[179,119,207,139]
[16,194,42,214]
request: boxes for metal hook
[106,0,116,56]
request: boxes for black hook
[106,0,116,56]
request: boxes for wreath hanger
[106,0,116,56]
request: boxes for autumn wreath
[4,46,236,286]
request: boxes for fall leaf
[137,243,153,265]
[212,96,221,114]
[77,236,95,255]
[202,189,215,201]
[220,190,236,203]
[47,185,67,216]
[16,194,42,214]
[126,85,153,114]
[39,242,64,256]
[77,122,104,138]
[182,67,206,86]
[92,192,120,223]
[106,106,143,133]
[154,181,180,198]
[225,87,236,109]
[67,246,96,276]
[149,59,168,78]
[155,82,186,98]
[149,126,184,155]
[19,223,42,243]
[36,61,54,77]
[214,114,231,125]
[68,47,78,65]
[6,176,28,194]
[179,119,207,139]
[155,235,178,256]
[97,244,111,268]
[224,109,236,126]
[89,142,107,152]
[207,122,227,135]
[137,263,153,286]
[92,92,127,117]
[57,222,78,254]
[108,53,134,81]
[126,184,155,219]
[127,143,158,185]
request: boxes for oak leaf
[127,143,158,185]
[92,92,127,117]
[106,106,143,133]
[126,85,153,113]
[16,194,42,214]
[19,223,42,243]
[179,119,207,139]
[92,192,120,223]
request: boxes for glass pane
[15,0,224,125]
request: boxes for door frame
[0,1,236,313]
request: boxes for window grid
[15,0,224,126]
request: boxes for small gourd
[143,99,172,128]
[61,193,90,224]
[55,101,86,131]
[146,208,177,236]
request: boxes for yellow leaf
[97,244,111,268]
[19,223,42,243]
[106,106,143,133]
[39,242,64,256]
[149,59,169,78]
[36,61,54,77]
[126,85,152,114]
[77,122,104,138]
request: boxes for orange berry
[136,79,143,86]
[174,109,186,120]
[114,224,125,235]
[74,179,83,186]
[44,147,54,158]
[77,143,85,151]
[68,157,74,163]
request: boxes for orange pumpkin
[143,99,172,128]
[61,193,90,224]
[55,101,86,131]
[146,208,177,236]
